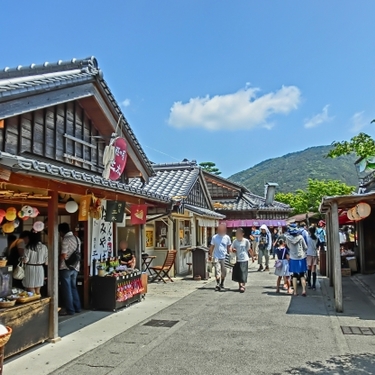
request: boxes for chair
[149,250,177,283]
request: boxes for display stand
[91,272,143,311]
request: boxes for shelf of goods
[91,271,144,311]
[0,297,51,358]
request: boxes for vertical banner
[78,195,91,222]
[91,200,113,268]
[130,204,147,225]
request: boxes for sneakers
[263,267,270,272]
[215,285,221,291]
[220,283,225,290]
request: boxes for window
[155,221,168,248]
[179,220,191,247]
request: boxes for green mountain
[228,145,359,195]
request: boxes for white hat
[260,224,268,230]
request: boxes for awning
[184,204,225,219]
[220,219,286,228]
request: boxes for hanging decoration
[5,208,17,221]
[105,201,126,223]
[130,204,147,225]
[30,207,39,218]
[102,136,128,181]
[347,202,371,221]
[33,221,45,232]
[78,195,91,222]
[13,219,20,228]
[2,222,15,234]
[65,197,79,214]
[89,195,102,220]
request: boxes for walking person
[316,220,326,252]
[285,224,308,297]
[306,226,319,290]
[209,224,231,291]
[58,223,81,316]
[250,226,260,260]
[23,231,48,295]
[257,224,272,272]
[271,227,279,259]
[231,228,253,293]
[274,239,292,294]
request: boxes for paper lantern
[347,207,361,221]
[65,197,78,213]
[33,221,44,232]
[356,202,371,219]
[5,207,17,221]
[2,222,15,234]
[30,207,39,218]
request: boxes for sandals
[239,286,245,293]
[276,288,280,293]
[302,292,307,297]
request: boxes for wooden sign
[130,204,147,225]
[105,200,126,223]
[78,195,91,221]
[109,138,128,181]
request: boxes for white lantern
[65,197,78,213]
[356,202,371,219]
[347,207,361,221]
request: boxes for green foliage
[327,133,375,159]
[199,161,221,175]
[229,145,358,195]
[275,179,355,214]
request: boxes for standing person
[285,224,308,297]
[23,231,48,295]
[271,228,279,259]
[316,220,326,252]
[250,226,260,260]
[299,222,309,245]
[306,226,319,290]
[2,234,17,257]
[274,239,291,294]
[209,224,231,291]
[58,223,81,316]
[7,231,30,289]
[119,240,136,269]
[257,224,272,272]
[231,228,253,293]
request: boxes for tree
[327,132,375,159]
[199,161,222,175]
[275,179,355,215]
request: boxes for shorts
[214,259,227,280]
[306,255,318,267]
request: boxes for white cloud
[122,98,131,107]
[304,105,333,129]
[350,111,367,132]
[168,85,301,131]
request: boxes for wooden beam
[331,201,343,313]
[358,221,365,273]
[83,221,90,309]
[47,190,60,342]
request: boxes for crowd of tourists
[208,221,326,295]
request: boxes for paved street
[6,263,375,375]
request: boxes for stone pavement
[5,263,375,374]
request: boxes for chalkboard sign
[105,201,126,223]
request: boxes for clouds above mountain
[304,105,333,129]
[168,85,301,131]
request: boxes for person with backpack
[257,224,272,272]
[58,223,81,316]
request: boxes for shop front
[0,56,170,357]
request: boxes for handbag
[224,253,236,268]
[274,249,286,269]
[13,261,25,280]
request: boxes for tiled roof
[184,204,225,219]
[0,57,154,176]
[129,162,200,198]
[0,152,170,203]
[214,193,291,212]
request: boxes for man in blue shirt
[209,224,231,291]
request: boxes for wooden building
[0,56,170,356]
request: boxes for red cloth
[130,204,147,225]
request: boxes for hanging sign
[102,136,128,181]
[105,200,126,223]
[130,204,147,225]
[78,195,91,221]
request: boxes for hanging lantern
[33,221,44,232]
[65,197,78,214]
[2,222,15,234]
[347,207,361,221]
[356,202,371,219]
[5,208,17,221]
[0,209,6,218]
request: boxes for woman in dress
[23,231,48,295]
[231,228,253,293]
[274,239,292,294]
[285,224,308,297]
[306,226,319,290]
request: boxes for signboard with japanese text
[109,138,128,181]
[105,200,126,223]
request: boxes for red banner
[130,204,147,225]
[109,138,128,181]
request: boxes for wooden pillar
[331,201,343,312]
[47,190,61,342]
[326,211,334,286]
[83,220,90,310]
[358,221,365,273]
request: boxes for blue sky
[1,1,375,177]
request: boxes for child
[274,239,292,294]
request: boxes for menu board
[105,200,126,223]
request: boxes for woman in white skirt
[274,239,292,294]
[23,231,48,295]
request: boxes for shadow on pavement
[280,353,375,375]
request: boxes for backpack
[65,237,81,270]
[259,233,269,251]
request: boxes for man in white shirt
[209,224,231,291]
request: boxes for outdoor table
[142,255,156,275]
